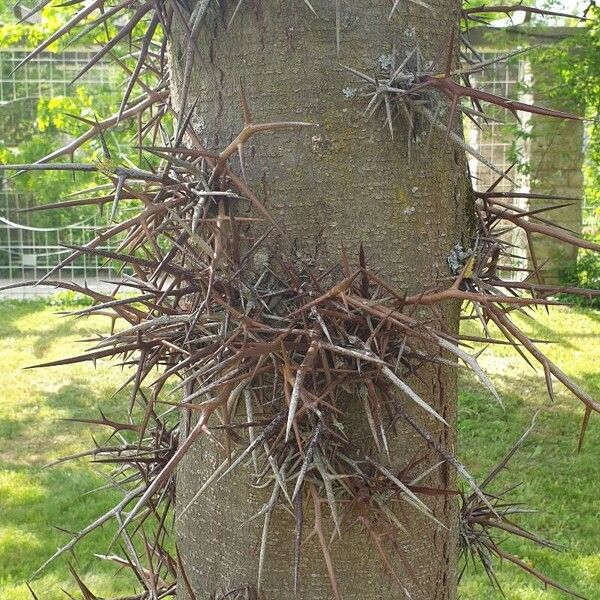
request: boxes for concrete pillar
[527,52,585,282]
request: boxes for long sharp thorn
[218,413,285,481]
[381,365,448,425]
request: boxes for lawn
[0,299,137,599]
[0,299,598,599]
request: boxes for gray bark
[171,1,470,598]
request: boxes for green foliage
[531,10,600,224]
[0,87,137,226]
[0,97,36,145]
[0,3,167,238]
[559,248,600,308]
[0,6,145,228]
[505,120,532,177]
[0,6,63,49]
[0,4,118,49]
[45,290,94,307]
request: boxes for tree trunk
[172,2,470,598]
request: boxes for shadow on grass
[0,300,139,598]
[0,379,130,468]
[514,312,577,350]
[29,314,106,361]
[0,299,105,361]
[458,370,600,599]
[0,384,136,596]
[0,300,49,338]
[0,466,122,580]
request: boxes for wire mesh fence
[467,53,527,194]
[0,49,113,103]
[0,189,124,284]
[466,53,530,276]
[0,49,123,291]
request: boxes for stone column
[527,54,584,283]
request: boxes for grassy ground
[458,307,600,599]
[0,299,598,599]
[0,299,137,599]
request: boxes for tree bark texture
[172,2,471,598]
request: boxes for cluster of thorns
[2,0,600,599]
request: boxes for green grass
[458,307,600,599]
[0,300,137,599]
[0,300,598,598]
